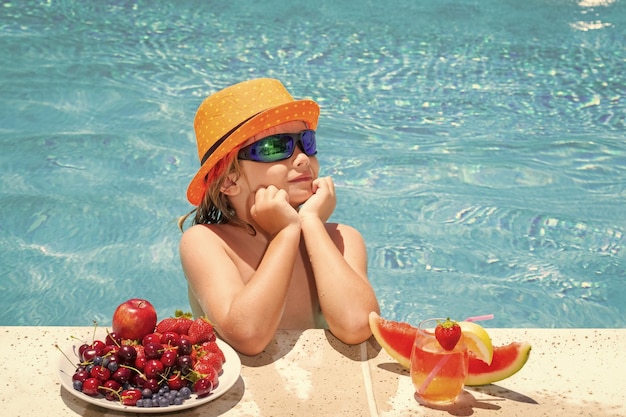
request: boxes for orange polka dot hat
[186,78,320,206]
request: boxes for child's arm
[180,186,302,355]
[299,177,380,344]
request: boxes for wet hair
[178,148,255,234]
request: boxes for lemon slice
[459,321,493,365]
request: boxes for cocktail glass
[410,318,469,406]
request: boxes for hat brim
[186,99,320,206]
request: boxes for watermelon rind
[368,311,414,368]
[465,341,531,386]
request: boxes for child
[179,78,379,355]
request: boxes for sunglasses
[237,130,317,163]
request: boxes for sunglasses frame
[237,130,317,163]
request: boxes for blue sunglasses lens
[238,130,317,162]
[300,130,316,155]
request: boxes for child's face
[239,121,320,207]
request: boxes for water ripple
[2,0,625,327]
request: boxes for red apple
[112,298,157,341]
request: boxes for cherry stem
[99,385,123,402]
[91,320,98,343]
[70,335,87,343]
[120,364,147,381]
[105,328,122,348]
[55,344,77,368]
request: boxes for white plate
[57,332,241,413]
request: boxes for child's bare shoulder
[180,223,231,251]
[183,223,243,238]
[325,222,365,247]
[325,222,362,236]
[182,223,256,255]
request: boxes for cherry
[134,355,147,371]
[160,331,181,347]
[143,377,160,392]
[193,376,213,397]
[105,332,122,347]
[120,389,142,406]
[72,368,90,383]
[160,350,178,367]
[100,379,122,399]
[178,338,193,356]
[178,355,193,373]
[143,342,163,359]
[81,347,99,363]
[131,373,146,388]
[78,343,90,358]
[112,367,132,384]
[117,345,137,364]
[102,344,118,356]
[144,359,164,379]
[142,333,162,346]
[166,372,188,390]
[90,365,111,382]
[91,340,106,355]
[81,377,101,396]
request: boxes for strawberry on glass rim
[434,318,462,351]
[434,317,494,365]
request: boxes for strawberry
[155,317,178,334]
[156,310,193,335]
[434,318,462,351]
[200,351,224,373]
[134,344,145,360]
[199,341,226,363]
[190,341,225,375]
[193,358,220,388]
[194,353,222,374]
[187,317,215,345]
[176,316,193,335]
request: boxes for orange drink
[410,318,469,405]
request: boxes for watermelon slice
[369,312,531,386]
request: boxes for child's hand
[249,185,300,236]
[299,176,336,223]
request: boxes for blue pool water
[1,0,625,328]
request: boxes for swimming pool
[1,0,624,328]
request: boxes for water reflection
[572,0,616,31]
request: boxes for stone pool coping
[2,326,624,416]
